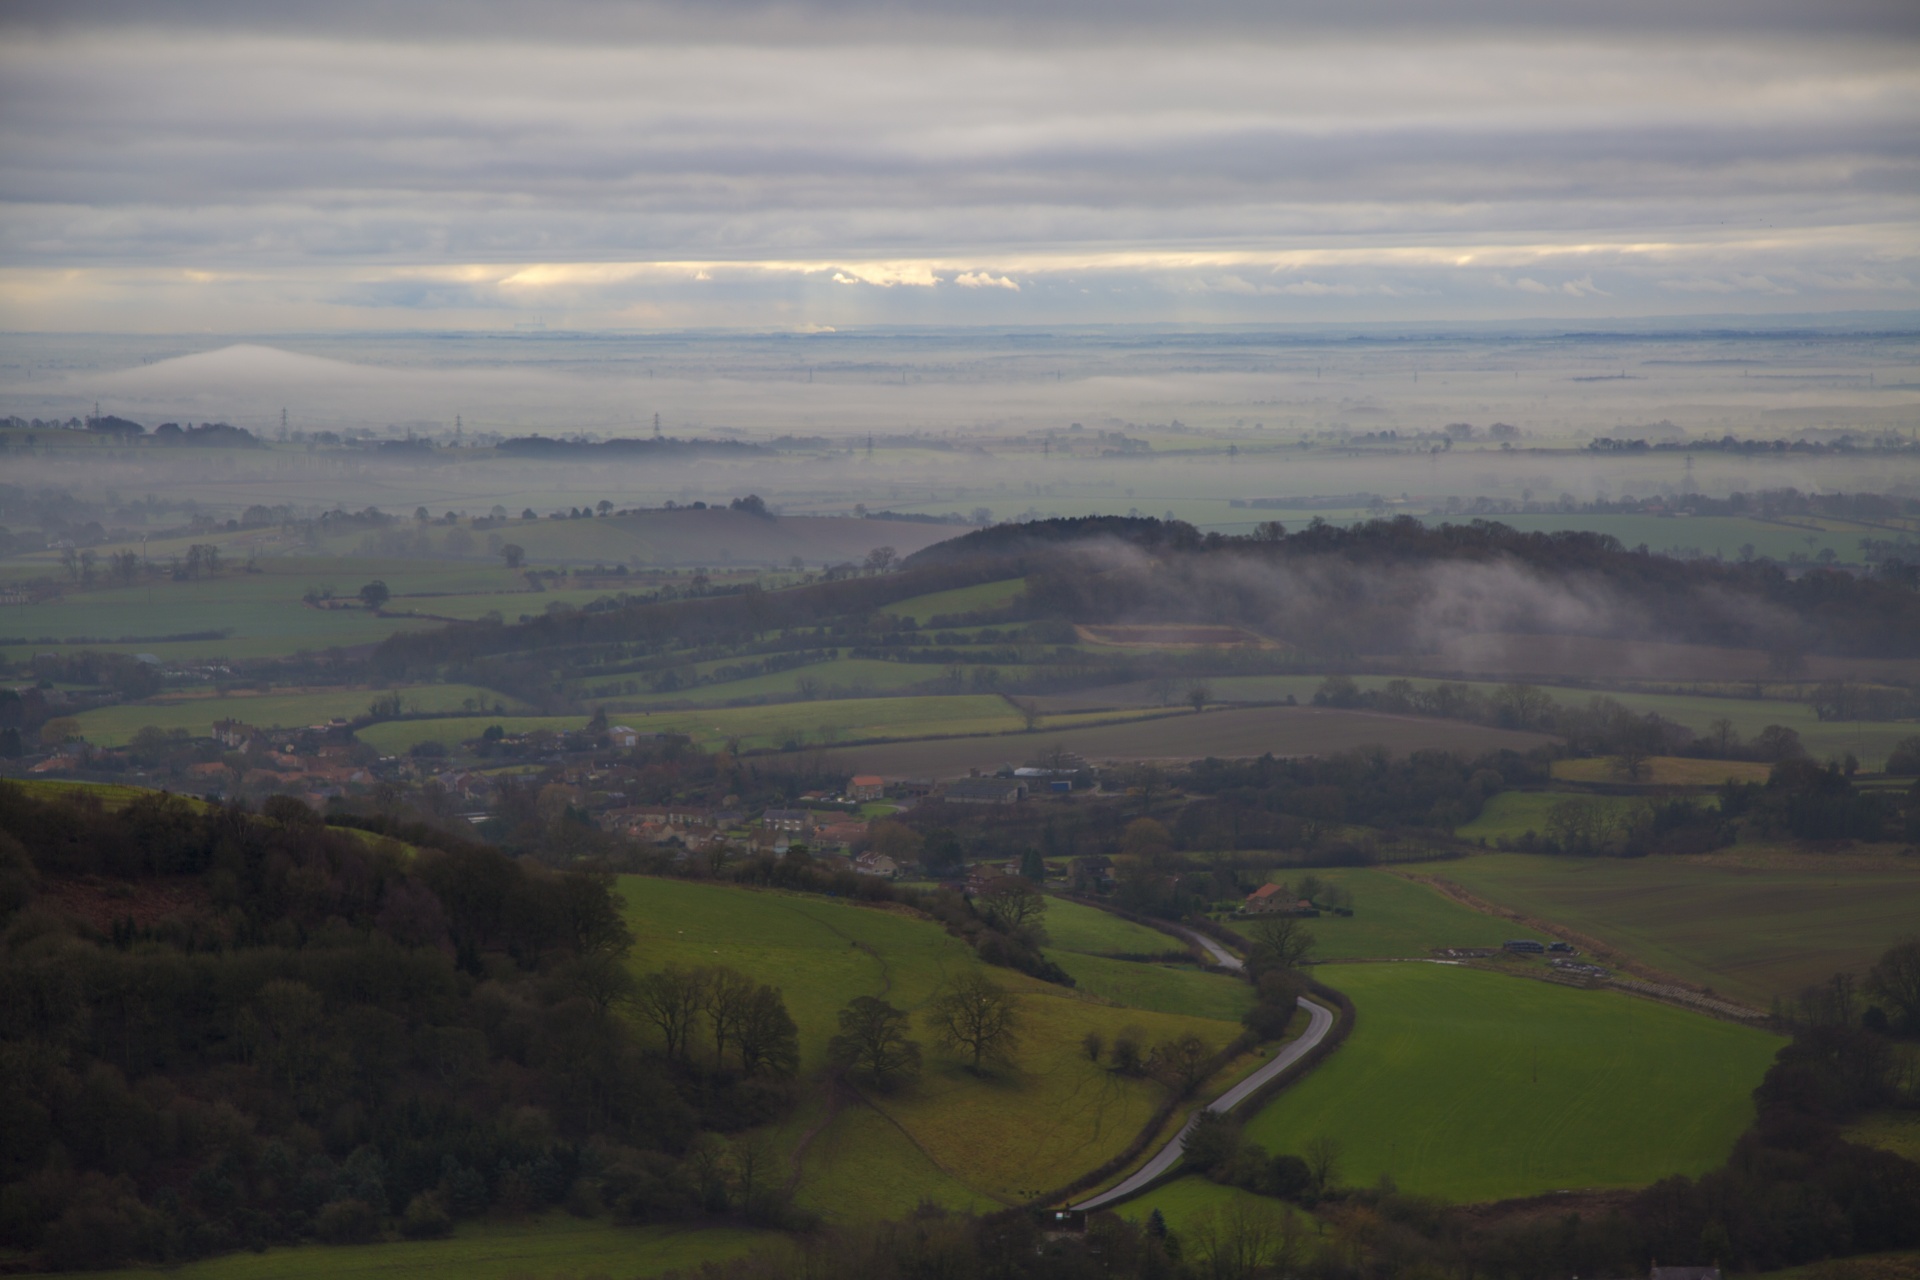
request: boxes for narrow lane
[1072,996,1335,1212]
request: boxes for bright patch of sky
[1,0,1915,330]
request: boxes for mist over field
[7,4,1920,1278]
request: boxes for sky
[2,0,1917,332]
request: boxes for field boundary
[1408,869,1771,1023]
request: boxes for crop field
[75,1215,767,1280]
[816,705,1554,776]
[1242,963,1781,1203]
[579,657,1042,708]
[1454,790,1646,841]
[1550,756,1772,786]
[1427,851,1920,1005]
[617,878,1258,1209]
[1258,868,1552,961]
[354,697,1163,755]
[70,684,522,746]
[887,576,1028,623]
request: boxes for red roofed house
[1242,882,1312,915]
[849,775,886,802]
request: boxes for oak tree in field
[1247,915,1316,975]
[736,984,800,1078]
[701,965,757,1068]
[928,971,1021,1073]
[828,996,921,1090]
[977,874,1046,934]
[633,966,707,1063]
[358,579,391,610]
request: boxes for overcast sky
[2,0,1916,331]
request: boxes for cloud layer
[2,2,1916,329]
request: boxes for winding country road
[1072,922,1336,1212]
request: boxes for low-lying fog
[3,325,1916,519]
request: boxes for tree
[501,543,525,569]
[1018,848,1046,882]
[39,717,81,748]
[1148,1033,1213,1096]
[828,996,921,1089]
[1885,735,1920,776]
[633,966,706,1063]
[863,545,897,574]
[976,875,1046,934]
[1755,724,1806,762]
[701,965,756,1068]
[1122,817,1172,859]
[928,971,1021,1072]
[596,500,613,516]
[1304,1134,1342,1195]
[736,984,800,1078]
[1186,683,1212,713]
[1867,939,1920,1033]
[1247,916,1315,974]
[1013,698,1042,732]
[1709,717,1740,757]
[359,580,391,611]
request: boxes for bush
[314,1198,381,1244]
[400,1192,452,1239]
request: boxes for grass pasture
[1043,896,1186,957]
[1243,964,1781,1203]
[1270,868,1551,961]
[1550,756,1771,786]
[1454,790,1645,841]
[617,878,1258,1210]
[74,1215,767,1280]
[354,696,1161,755]
[72,685,522,747]
[887,576,1028,623]
[815,705,1554,776]
[1428,852,1920,1005]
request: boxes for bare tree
[736,984,800,1078]
[928,971,1022,1073]
[828,996,921,1089]
[1148,1033,1214,1096]
[1186,683,1212,713]
[1304,1134,1342,1195]
[1247,915,1316,974]
[632,966,707,1063]
[1868,940,1920,1033]
[701,966,757,1068]
[977,875,1047,934]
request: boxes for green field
[888,577,1028,624]
[356,697,1161,755]
[1265,868,1551,961]
[1117,1174,1306,1238]
[75,1215,766,1280]
[1044,897,1186,956]
[71,685,523,747]
[618,878,1257,1210]
[1050,951,1258,1023]
[1427,852,1920,1005]
[816,705,1553,776]
[1454,791,1644,841]
[1242,964,1781,1203]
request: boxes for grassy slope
[1428,852,1920,1005]
[1454,791,1644,841]
[1243,964,1781,1203]
[1043,897,1184,956]
[1270,868,1551,960]
[73,685,522,747]
[617,878,1255,1210]
[887,577,1028,624]
[1550,756,1770,786]
[74,1216,766,1280]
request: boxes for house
[849,775,886,801]
[813,821,870,853]
[1242,883,1312,915]
[854,852,900,878]
[608,725,642,748]
[942,777,1027,805]
[762,808,814,834]
[211,719,254,749]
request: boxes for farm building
[943,777,1028,805]
[848,774,886,801]
[1242,882,1313,915]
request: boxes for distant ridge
[496,435,768,458]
